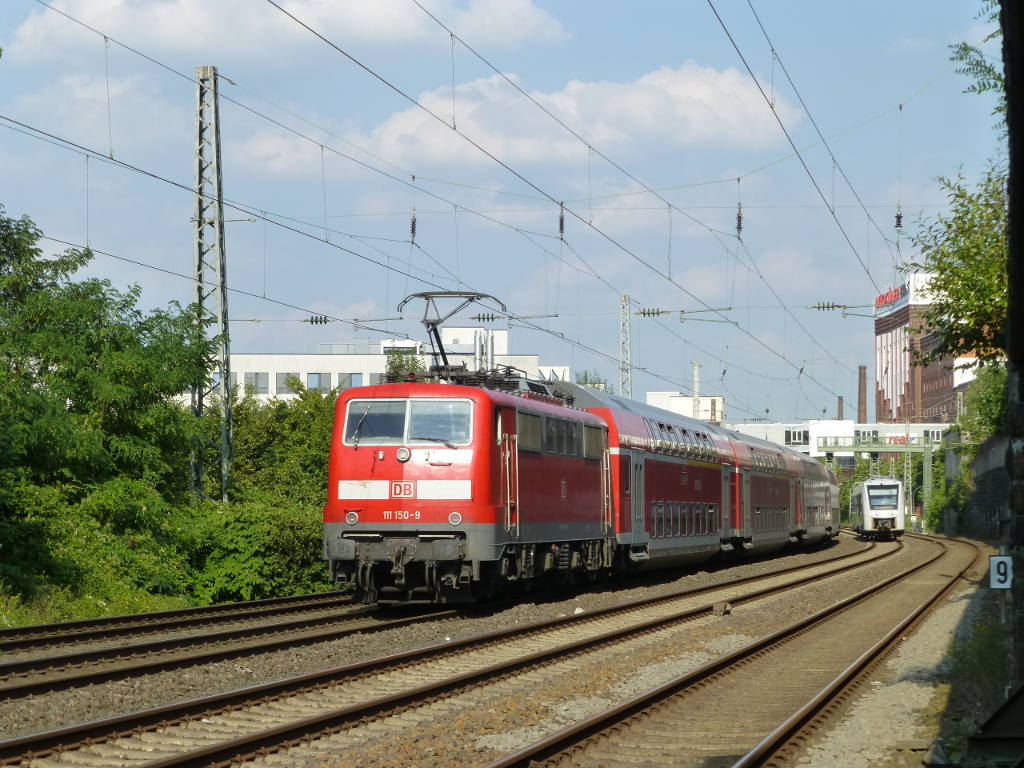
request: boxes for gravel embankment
[3,534,994,768]
[0,536,865,737]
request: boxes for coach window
[682,429,695,452]
[645,419,659,441]
[517,411,542,452]
[583,425,605,460]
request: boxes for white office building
[228,328,569,400]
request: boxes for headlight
[448,512,462,526]
[396,447,411,462]
[345,511,359,525]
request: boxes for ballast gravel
[0,534,996,768]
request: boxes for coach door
[631,456,646,545]
[498,408,519,537]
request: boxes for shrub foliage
[0,207,332,625]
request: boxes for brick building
[874,272,975,424]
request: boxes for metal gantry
[619,294,632,398]
[191,65,232,501]
[818,435,935,518]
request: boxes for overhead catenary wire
[0,113,451,291]
[33,0,950,218]
[27,0,852,410]
[408,0,855,406]
[6,114,725,404]
[706,0,882,294]
[744,0,899,268]
[266,0,851,407]
[38,235,408,338]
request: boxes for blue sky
[0,1,1001,421]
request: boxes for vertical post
[1000,0,1023,690]
[692,361,700,419]
[192,65,233,501]
[619,294,632,398]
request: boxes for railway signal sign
[990,556,1013,589]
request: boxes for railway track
[485,534,979,768]
[0,603,454,698]
[0,538,898,767]
[0,591,352,651]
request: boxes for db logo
[391,481,414,498]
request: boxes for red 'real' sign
[875,284,908,308]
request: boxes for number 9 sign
[990,556,1013,589]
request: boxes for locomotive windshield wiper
[351,406,370,450]
[410,435,457,449]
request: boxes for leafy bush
[0,208,335,623]
[189,493,330,603]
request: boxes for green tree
[385,349,427,381]
[0,206,211,604]
[0,208,211,497]
[229,378,336,507]
[903,165,1007,366]
[956,363,1008,464]
[949,0,1005,133]
[575,369,611,391]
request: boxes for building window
[244,372,269,394]
[367,373,385,385]
[336,373,363,390]
[784,429,808,446]
[307,372,332,392]
[228,372,237,391]
[276,372,299,394]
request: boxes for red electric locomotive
[323,375,839,604]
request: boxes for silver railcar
[851,477,904,540]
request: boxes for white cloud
[7,0,567,65]
[10,72,189,160]
[352,63,799,168]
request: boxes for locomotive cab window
[408,400,471,445]
[344,400,405,444]
[343,398,473,446]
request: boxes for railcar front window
[345,400,405,444]
[408,400,471,446]
[867,485,899,510]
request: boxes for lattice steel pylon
[191,65,232,501]
[619,294,632,398]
